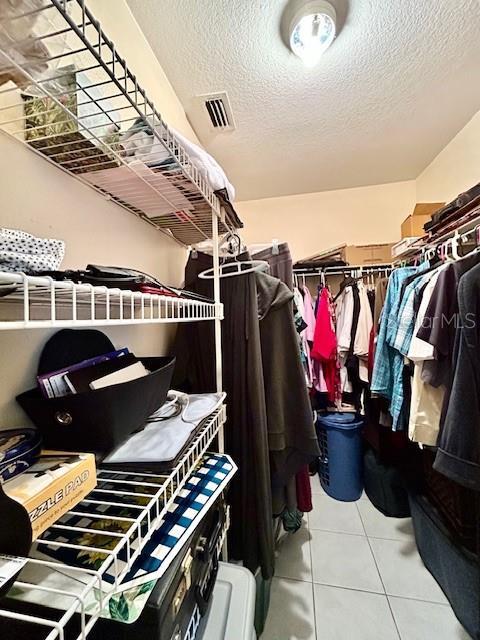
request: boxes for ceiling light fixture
[288,0,336,67]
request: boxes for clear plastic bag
[0,0,68,94]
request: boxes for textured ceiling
[127,0,480,201]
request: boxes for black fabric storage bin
[363,448,410,517]
[16,356,175,457]
[420,449,478,553]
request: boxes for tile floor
[261,479,471,640]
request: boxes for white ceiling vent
[198,92,236,131]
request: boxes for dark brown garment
[374,277,389,332]
[252,246,317,517]
[173,251,275,579]
[251,243,293,291]
[256,272,320,489]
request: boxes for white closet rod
[293,263,392,277]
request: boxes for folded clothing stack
[424,183,480,236]
[36,264,214,302]
[0,228,65,273]
[119,117,241,227]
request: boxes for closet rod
[293,263,392,276]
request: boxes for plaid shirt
[390,269,434,357]
[371,266,424,429]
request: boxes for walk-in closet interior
[0,1,479,639]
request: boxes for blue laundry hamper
[316,412,365,501]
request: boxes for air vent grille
[206,98,229,128]
[198,92,236,131]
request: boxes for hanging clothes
[173,251,275,580]
[417,253,480,389]
[334,280,373,410]
[293,287,310,386]
[434,262,480,489]
[257,273,319,517]
[250,242,293,291]
[254,244,317,523]
[406,268,446,446]
[354,281,374,383]
[336,284,354,395]
[302,285,317,343]
[371,265,428,429]
[311,286,338,402]
[370,250,480,486]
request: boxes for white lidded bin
[197,562,256,640]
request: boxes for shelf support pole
[212,209,223,452]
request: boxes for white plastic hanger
[198,232,269,279]
[198,260,269,279]
[248,239,285,255]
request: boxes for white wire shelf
[0,405,227,640]
[0,271,223,329]
[0,0,242,246]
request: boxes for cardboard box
[295,242,394,268]
[344,243,394,265]
[401,202,444,239]
[401,214,430,239]
[412,203,444,217]
[3,452,96,540]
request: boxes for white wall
[238,109,480,262]
[0,0,193,427]
[237,180,417,262]
[416,110,480,203]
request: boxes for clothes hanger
[198,233,269,279]
[199,260,269,279]
[248,239,284,254]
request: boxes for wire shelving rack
[0,406,227,640]
[0,0,242,246]
[0,3,232,638]
[0,271,223,330]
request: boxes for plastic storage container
[316,412,365,501]
[197,562,256,640]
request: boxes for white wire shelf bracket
[0,271,223,329]
[0,405,227,640]
[0,0,242,246]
